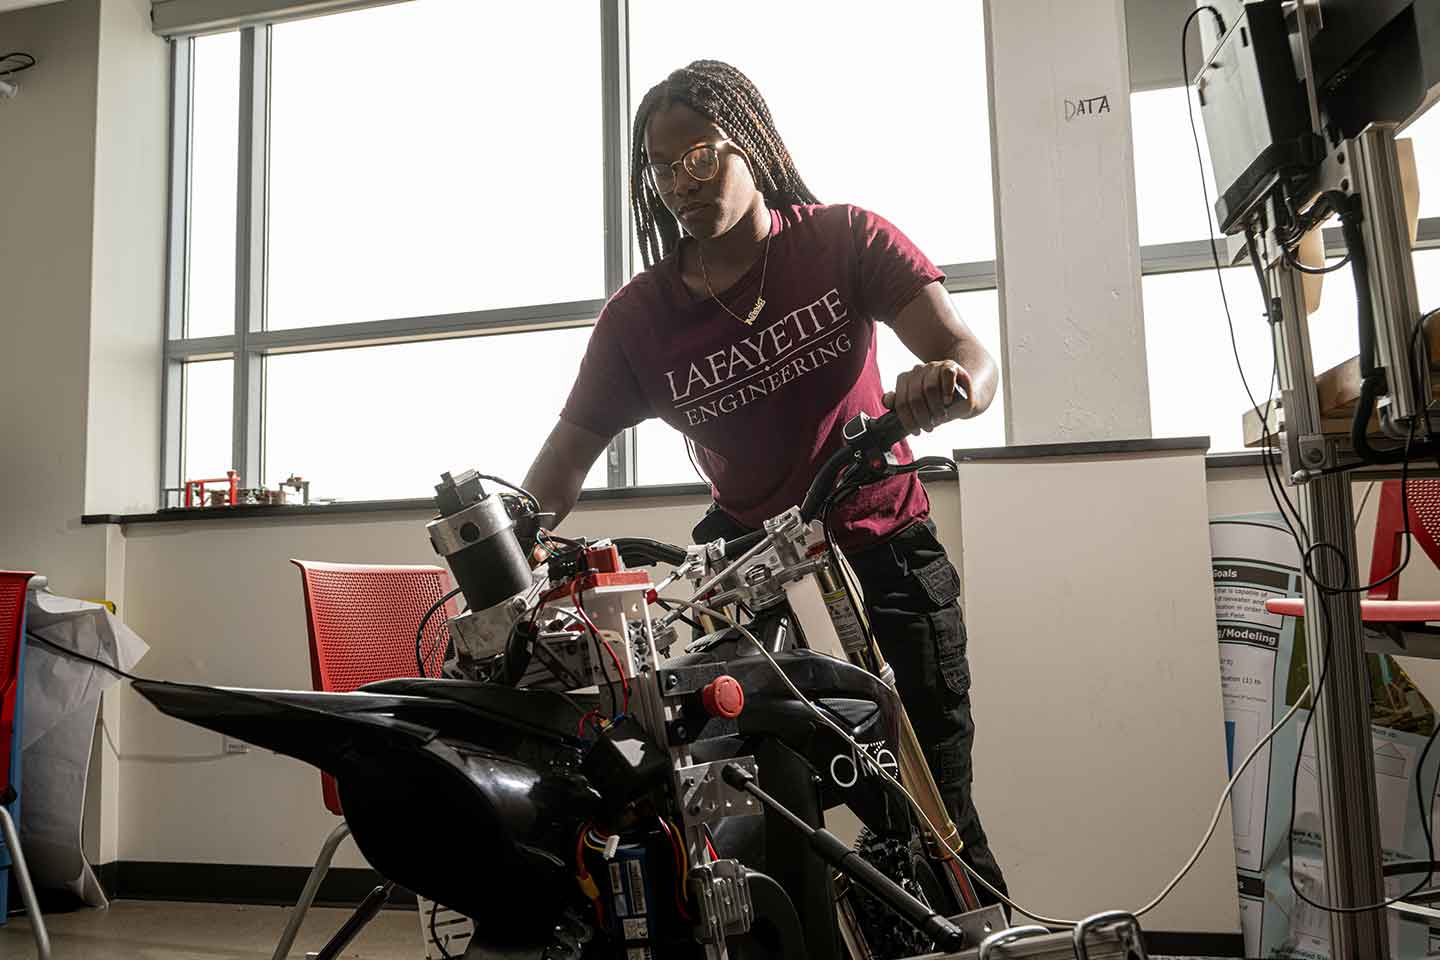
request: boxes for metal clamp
[676,757,760,828]
[947,904,1008,952]
[978,925,1051,959]
[1073,911,1147,960]
[764,507,807,566]
[426,492,513,557]
[692,858,754,943]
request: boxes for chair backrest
[0,571,36,795]
[1368,480,1440,599]
[289,560,457,815]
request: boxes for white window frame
[158,2,1007,504]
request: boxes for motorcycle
[134,400,1152,960]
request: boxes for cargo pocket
[912,555,970,699]
[932,606,971,698]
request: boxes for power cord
[99,716,233,764]
[28,631,245,763]
[27,630,146,684]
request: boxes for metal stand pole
[1267,204,1390,959]
[1295,475,1389,959]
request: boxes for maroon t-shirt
[561,203,943,551]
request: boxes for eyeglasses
[645,139,734,194]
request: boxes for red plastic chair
[271,561,457,960]
[0,570,50,959]
[1266,480,1440,638]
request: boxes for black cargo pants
[845,518,1008,904]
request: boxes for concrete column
[985,0,1150,443]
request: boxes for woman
[523,59,1006,906]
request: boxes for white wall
[0,0,108,601]
[86,0,168,517]
[959,450,1237,933]
[1,0,167,871]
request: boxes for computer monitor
[1197,0,1439,233]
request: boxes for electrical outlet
[222,736,250,755]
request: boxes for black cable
[27,631,147,683]
[415,586,462,677]
[654,597,704,632]
[475,474,539,512]
[1282,248,1352,275]
[428,898,453,959]
[0,52,36,77]
[1241,227,1325,552]
[574,583,624,717]
[685,436,710,485]
[1353,482,1379,532]
[819,478,880,655]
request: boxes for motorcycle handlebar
[625,386,967,566]
[800,384,967,524]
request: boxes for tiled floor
[0,900,421,959]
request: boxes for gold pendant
[744,296,766,326]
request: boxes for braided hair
[630,60,819,270]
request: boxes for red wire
[576,710,602,737]
[948,859,980,911]
[656,818,693,921]
[572,581,630,714]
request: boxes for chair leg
[271,820,352,960]
[0,805,50,960]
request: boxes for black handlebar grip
[866,383,970,451]
[613,537,689,568]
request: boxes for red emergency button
[702,675,745,719]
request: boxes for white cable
[100,718,233,764]
[671,597,1309,927]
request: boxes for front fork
[814,553,981,913]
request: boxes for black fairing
[132,620,907,952]
[132,679,595,948]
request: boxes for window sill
[81,482,713,526]
[81,446,1274,527]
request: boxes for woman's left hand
[883,360,975,435]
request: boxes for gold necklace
[697,230,770,326]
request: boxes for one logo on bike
[830,740,899,788]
